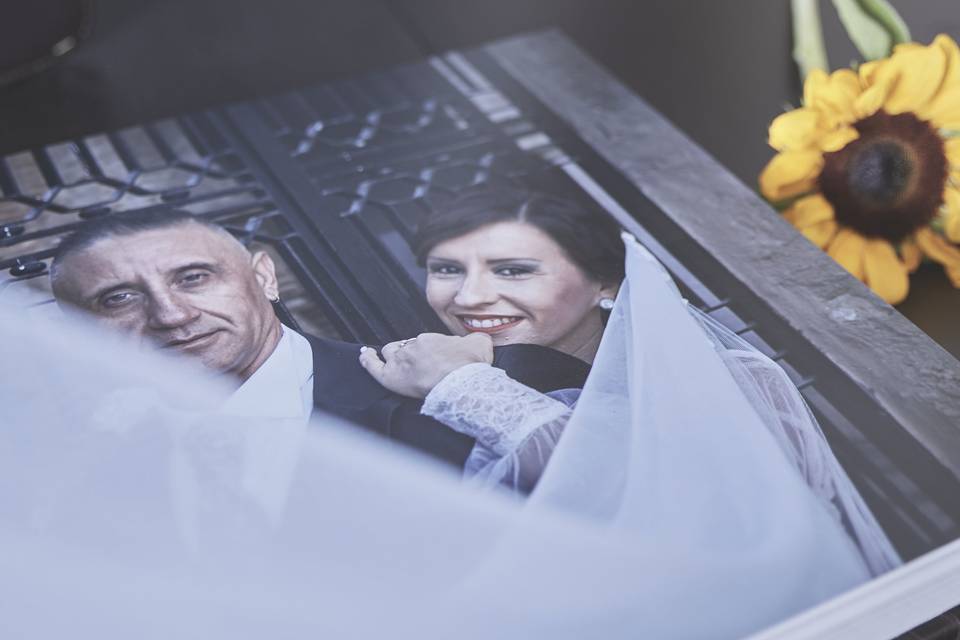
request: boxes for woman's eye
[495,266,533,277]
[428,264,462,276]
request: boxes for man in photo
[49,207,483,465]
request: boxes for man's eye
[102,292,134,308]
[179,272,209,286]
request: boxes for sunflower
[760,34,960,304]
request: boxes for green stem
[858,0,911,45]
[831,0,911,61]
[791,0,830,80]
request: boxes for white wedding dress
[421,240,900,577]
[0,234,898,639]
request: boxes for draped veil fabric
[0,235,895,639]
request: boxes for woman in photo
[360,185,902,579]
[360,187,623,489]
[415,188,624,365]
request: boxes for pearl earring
[268,294,280,303]
[598,297,615,311]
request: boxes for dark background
[2,0,958,356]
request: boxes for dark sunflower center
[818,111,947,242]
[847,140,913,206]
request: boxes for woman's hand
[358,332,494,399]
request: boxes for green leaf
[830,0,912,61]
[791,0,830,79]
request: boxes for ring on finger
[397,337,417,349]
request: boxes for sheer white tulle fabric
[423,239,900,576]
[687,307,902,576]
[0,235,892,639]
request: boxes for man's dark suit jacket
[303,334,591,469]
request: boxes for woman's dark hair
[414,187,626,286]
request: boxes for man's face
[52,223,281,381]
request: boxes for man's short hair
[50,206,241,287]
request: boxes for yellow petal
[917,226,960,287]
[948,139,960,184]
[768,108,822,151]
[759,151,823,201]
[919,35,960,125]
[827,228,868,280]
[934,35,960,91]
[801,219,839,249]
[943,185,960,208]
[891,42,924,55]
[863,239,909,304]
[873,43,949,114]
[900,238,922,272]
[946,138,960,167]
[830,68,862,97]
[783,194,835,227]
[946,213,960,244]
[921,86,960,129]
[936,34,960,70]
[818,126,859,152]
[803,69,829,108]
[804,68,861,127]
[947,262,960,287]
[916,227,958,261]
[859,60,882,86]
[943,187,960,243]
[854,82,890,119]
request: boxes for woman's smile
[425,221,614,360]
[457,314,525,334]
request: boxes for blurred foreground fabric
[0,238,873,639]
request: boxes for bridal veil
[0,234,897,638]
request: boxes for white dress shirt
[220,325,314,522]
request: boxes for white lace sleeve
[421,363,577,491]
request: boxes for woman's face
[425,221,613,360]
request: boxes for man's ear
[251,250,279,301]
